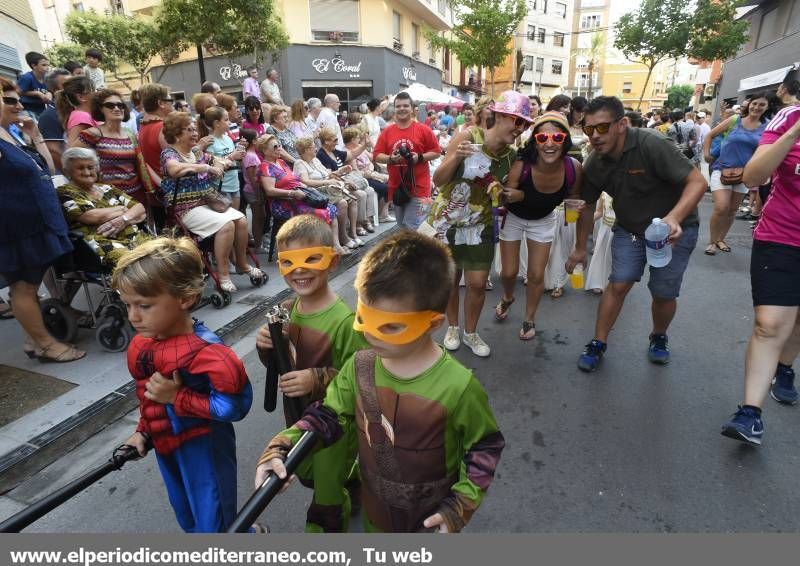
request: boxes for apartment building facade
[565,0,610,99]
[1,0,43,80]
[514,0,574,101]
[716,0,800,109]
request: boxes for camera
[397,143,413,160]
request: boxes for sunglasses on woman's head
[102,102,126,110]
[534,132,567,145]
[582,119,620,137]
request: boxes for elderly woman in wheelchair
[57,147,149,266]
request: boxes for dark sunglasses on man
[582,117,623,137]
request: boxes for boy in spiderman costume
[115,237,254,533]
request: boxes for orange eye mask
[353,299,440,345]
[277,246,336,276]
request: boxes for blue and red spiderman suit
[128,320,252,533]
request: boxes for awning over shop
[738,64,798,92]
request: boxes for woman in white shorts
[496,111,583,340]
[702,92,769,255]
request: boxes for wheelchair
[40,232,133,353]
[167,204,268,310]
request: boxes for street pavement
[3,194,800,533]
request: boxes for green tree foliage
[615,0,750,110]
[666,84,695,110]
[63,10,180,88]
[155,0,288,67]
[44,43,89,69]
[614,0,690,110]
[687,0,750,63]
[425,0,526,97]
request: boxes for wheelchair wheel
[96,316,132,352]
[210,291,225,309]
[222,290,233,306]
[40,298,79,343]
[250,272,268,287]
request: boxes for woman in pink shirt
[242,96,266,137]
[721,105,800,446]
[55,76,97,146]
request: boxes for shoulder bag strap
[564,156,576,190]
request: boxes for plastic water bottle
[644,218,672,267]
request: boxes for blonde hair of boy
[112,237,205,300]
[276,214,334,250]
[355,231,454,313]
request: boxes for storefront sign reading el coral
[218,63,249,82]
[312,56,362,78]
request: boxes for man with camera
[374,92,441,229]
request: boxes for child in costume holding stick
[256,231,505,532]
[117,237,254,533]
[255,214,368,532]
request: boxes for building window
[537,27,546,43]
[581,14,601,29]
[542,0,548,13]
[109,0,123,14]
[393,11,402,49]
[528,0,537,9]
[553,32,565,47]
[438,0,446,14]
[524,55,534,70]
[623,82,632,93]
[527,24,535,40]
[535,57,544,73]
[552,60,563,75]
[73,1,84,11]
[412,23,420,58]
[310,0,360,42]
[555,2,567,18]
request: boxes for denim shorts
[395,197,432,231]
[610,224,699,299]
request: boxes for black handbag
[299,187,329,209]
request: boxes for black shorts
[0,264,49,286]
[751,240,800,307]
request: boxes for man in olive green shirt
[567,96,708,372]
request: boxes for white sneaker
[443,326,461,351]
[463,332,491,357]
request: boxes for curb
[0,226,398,494]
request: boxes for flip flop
[716,241,732,253]
[36,344,87,364]
[704,243,717,256]
[495,297,514,321]
[520,321,536,341]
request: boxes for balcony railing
[312,30,359,42]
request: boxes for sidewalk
[0,222,396,493]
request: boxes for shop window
[302,84,374,113]
[310,0,359,42]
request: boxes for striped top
[160,147,214,219]
[78,126,144,200]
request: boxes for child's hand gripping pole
[264,304,291,413]
[226,430,318,533]
[0,438,153,533]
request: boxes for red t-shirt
[755,105,800,249]
[138,119,164,177]
[373,121,441,199]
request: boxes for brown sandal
[520,321,536,340]
[550,287,564,299]
[36,343,86,364]
[704,243,717,256]
[716,240,731,253]
[495,297,514,321]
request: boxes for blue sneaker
[578,339,606,372]
[720,405,764,446]
[648,333,670,364]
[770,364,798,405]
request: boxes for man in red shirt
[138,83,174,231]
[374,92,441,229]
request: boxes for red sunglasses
[534,132,567,145]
